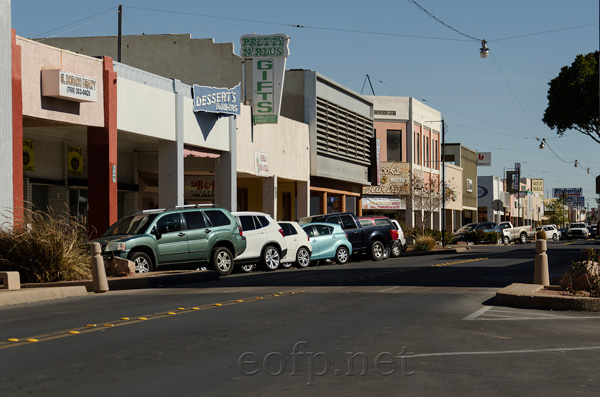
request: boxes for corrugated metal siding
[0,0,13,227]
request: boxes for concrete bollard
[90,242,109,293]
[533,239,549,286]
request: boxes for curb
[494,283,600,312]
[0,270,219,307]
[402,247,469,257]
[0,286,88,307]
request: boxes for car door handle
[178,233,186,237]
[204,229,211,233]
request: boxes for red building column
[11,29,23,228]
[87,57,117,238]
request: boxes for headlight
[106,242,126,252]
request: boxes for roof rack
[165,204,215,211]
[131,208,167,215]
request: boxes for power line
[408,0,481,42]
[490,23,598,42]
[31,6,117,39]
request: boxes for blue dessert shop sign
[192,84,241,116]
[240,34,290,124]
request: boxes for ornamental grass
[0,207,91,283]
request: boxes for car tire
[503,236,510,245]
[519,233,527,244]
[130,251,154,273]
[552,234,558,241]
[238,263,254,273]
[261,245,280,271]
[383,245,391,259]
[212,246,234,276]
[295,247,311,268]
[391,245,401,257]
[370,241,385,261]
[335,246,350,264]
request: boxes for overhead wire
[32,6,117,39]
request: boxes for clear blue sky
[11,0,600,209]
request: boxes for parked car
[535,225,560,241]
[299,212,394,261]
[301,222,352,264]
[497,221,533,244]
[452,222,500,244]
[390,219,407,256]
[566,222,589,240]
[595,221,600,245]
[587,224,597,239]
[278,221,312,268]
[232,211,287,272]
[91,205,246,276]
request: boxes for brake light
[278,228,285,238]
[238,225,243,236]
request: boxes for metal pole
[118,5,122,62]
[441,118,446,247]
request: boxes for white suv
[232,212,288,272]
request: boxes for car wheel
[552,234,558,241]
[262,245,280,271]
[391,245,401,257]
[370,241,385,261]
[383,245,391,259]
[519,233,527,244]
[212,246,233,276]
[295,247,311,268]
[503,236,510,245]
[130,251,154,273]
[238,263,254,273]
[335,246,350,264]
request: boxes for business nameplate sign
[41,69,97,103]
[192,84,241,116]
[240,34,290,124]
[553,187,583,198]
[477,152,491,166]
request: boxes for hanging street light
[480,40,489,58]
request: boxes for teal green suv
[92,205,246,276]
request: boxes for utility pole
[118,5,122,62]
[441,118,446,247]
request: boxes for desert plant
[536,229,547,240]
[485,232,502,244]
[560,248,600,297]
[414,236,436,251]
[0,207,92,283]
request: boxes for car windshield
[102,214,157,236]
[457,224,475,233]
[570,223,586,228]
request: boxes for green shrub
[485,232,502,244]
[536,229,547,240]
[0,208,92,283]
[414,236,436,251]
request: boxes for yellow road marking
[0,291,303,350]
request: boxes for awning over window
[183,149,220,159]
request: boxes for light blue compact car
[301,222,352,265]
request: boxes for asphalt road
[1,240,599,396]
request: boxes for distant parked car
[535,225,560,241]
[390,219,407,256]
[301,222,352,265]
[587,224,597,239]
[595,221,600,245]
[232,211,287,272]
[452,222,500,244]
[567,223,589,240]
[278,221,312,268]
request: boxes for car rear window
[279,223,297,236]
[374,219,391,226]
[238,215,256,231]
[183,211,207,230]
[205,210,231,227]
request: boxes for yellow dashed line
[0,291,303,350]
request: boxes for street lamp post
[441,119,446,248]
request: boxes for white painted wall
[236,104,310,182]
[0,0,12,225]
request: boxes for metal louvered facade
[315,97,372,165]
